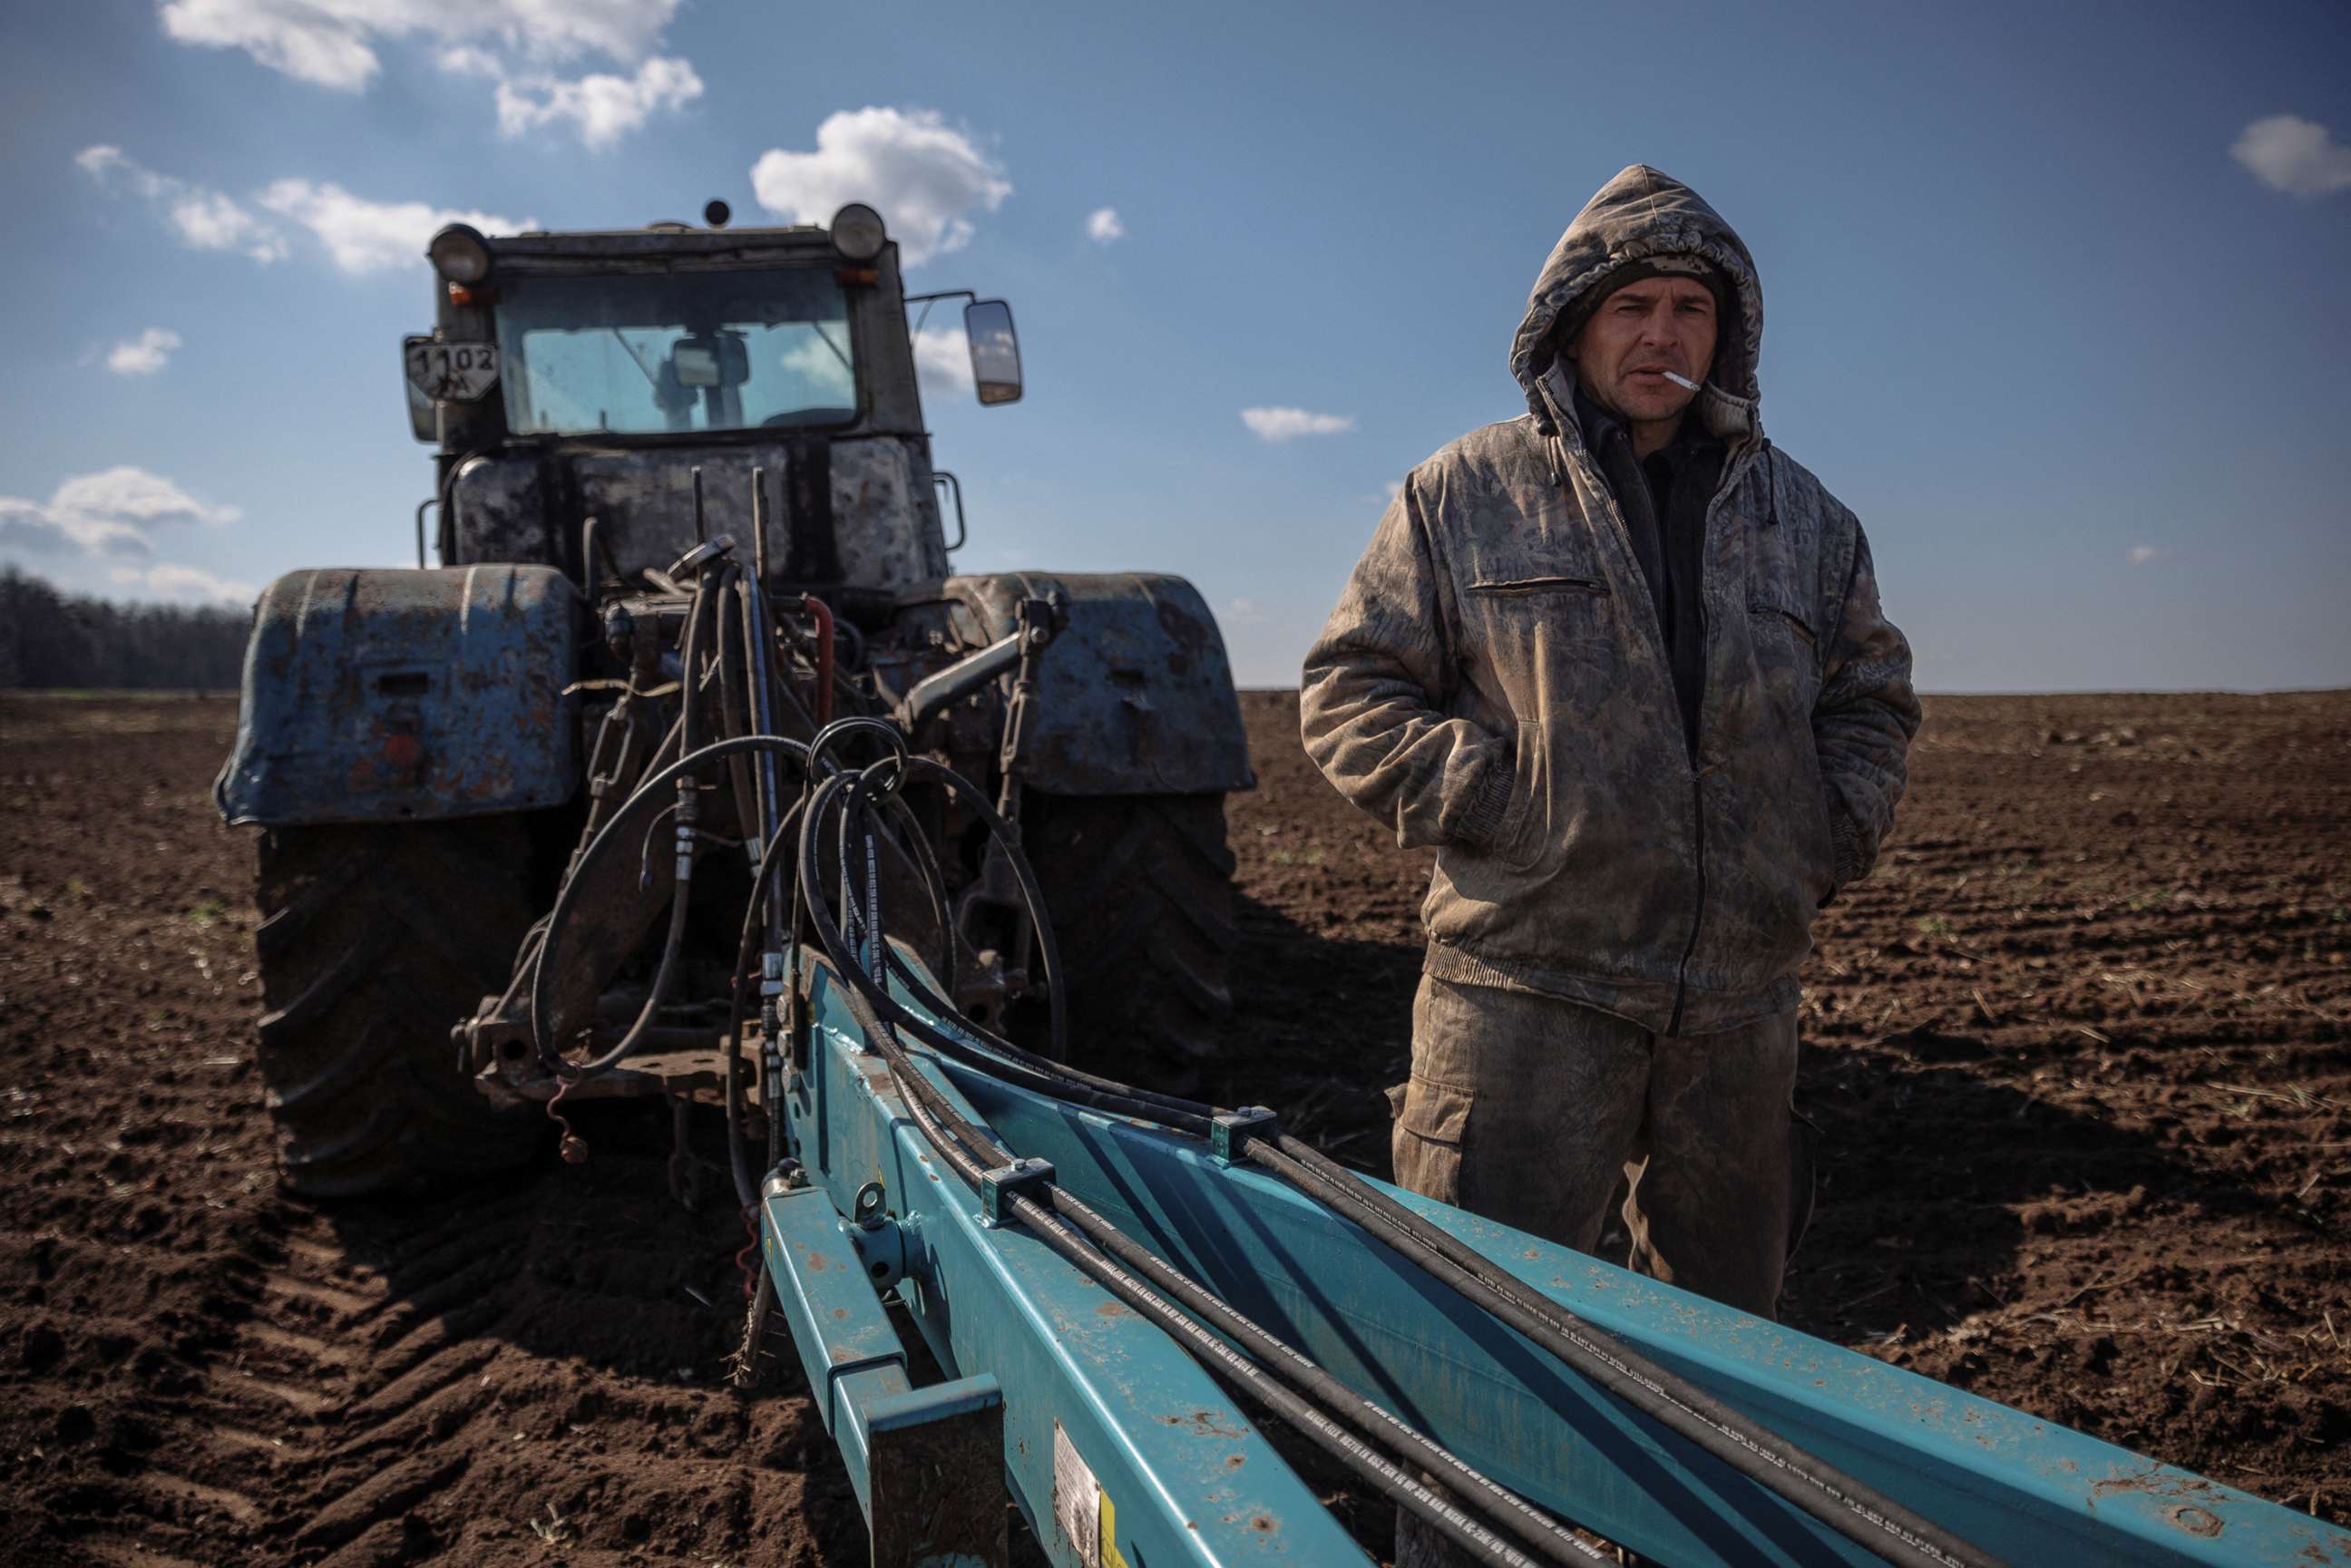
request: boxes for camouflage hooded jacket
[1301,164,1920,1036]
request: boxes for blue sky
[5,0,2346,691]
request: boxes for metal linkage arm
[760,1173,1007,1564]
[764,960,1371,1568]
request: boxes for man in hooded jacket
[1302,165,1919,1323]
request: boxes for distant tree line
[0,567,249,689]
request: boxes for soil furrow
[1,687,2344,1567]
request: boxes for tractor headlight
[427,224,493,285]
[829,203,886,263]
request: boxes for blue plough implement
[744,737,2351,1568]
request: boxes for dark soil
[1,687,2344,1566]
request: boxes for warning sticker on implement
[1051,1422,1130,1568]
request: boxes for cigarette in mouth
[1661,371,1701,392]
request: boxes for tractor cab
[401,202,1019,610]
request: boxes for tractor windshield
[493,267,857,436]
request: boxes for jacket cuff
[1454,758,1518,851]
[1828,798,1870,888]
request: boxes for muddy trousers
[1391,972,1804,1318]
[1391,975,1804,1568]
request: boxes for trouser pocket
[1390,1075,1473,1207]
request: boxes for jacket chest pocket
[1463,576,1616,709]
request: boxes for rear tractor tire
[1019,792,1238,1090]
[251,818,543,1198]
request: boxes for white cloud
[257,179,525,274]
[490,54,701,150]
[0,467,239,562]
[1225,597,1266,626]
[169,190,289,258]
[77,145,288,263]
[161,0,383,90]
[54,466,239,537]
[158,0,683,92]
[75,144,158,194]
[434,43,502,77]
[750,107,1012,268]
[106,328,184,376]
[1386,479,1405,502]
[1242,406,1354,443]
[1087,206,1126,245]
[83,146,521,273]
[911,325,974,399]
[2231,114,2351,198]
[2126,544,2171,567]
[119,562,260,604]
[159,0,694,148]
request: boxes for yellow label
[1099,1491,1129,1568]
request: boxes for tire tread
[252,820,541,1197]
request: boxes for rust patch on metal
[2167,1505,2223,1538]
[2089,1463,2229,1509]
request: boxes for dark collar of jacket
[1569,384,1722,483]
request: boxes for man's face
[1567,276,1721,425]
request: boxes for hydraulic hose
[740,575,793,846]
[795,769,1199,1133]
[529,734,812,1077]
[879,945,1214,1123]
[713,569,764,842]
[795,736,1067,1058]
[678,567,717,760]
[1043,1183,1605,1565]
[1249,1136,2005,1568]
[722,807,805,1209]
[836,983,1554,1568]
[561,570,727,1079]
[1009,1187,1551,1568]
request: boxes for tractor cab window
[493,268,857,436]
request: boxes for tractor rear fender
[938,571,1255,796]
[216,565,580,827]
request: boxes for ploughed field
[0,687,2344,1566]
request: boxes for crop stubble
[0,688,2343,1565]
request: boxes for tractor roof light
[829,203,886,262]
[427,224,492,285]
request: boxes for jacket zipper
[1665,567,1713,1035]
[1554,424,1763,1037]
[1664,443,1765,1036]
[1667,770,1705,1036]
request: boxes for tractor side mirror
[964,299,1022,406]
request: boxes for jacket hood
[1510,164,1763,443]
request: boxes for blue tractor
[215,200,1254,1196]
